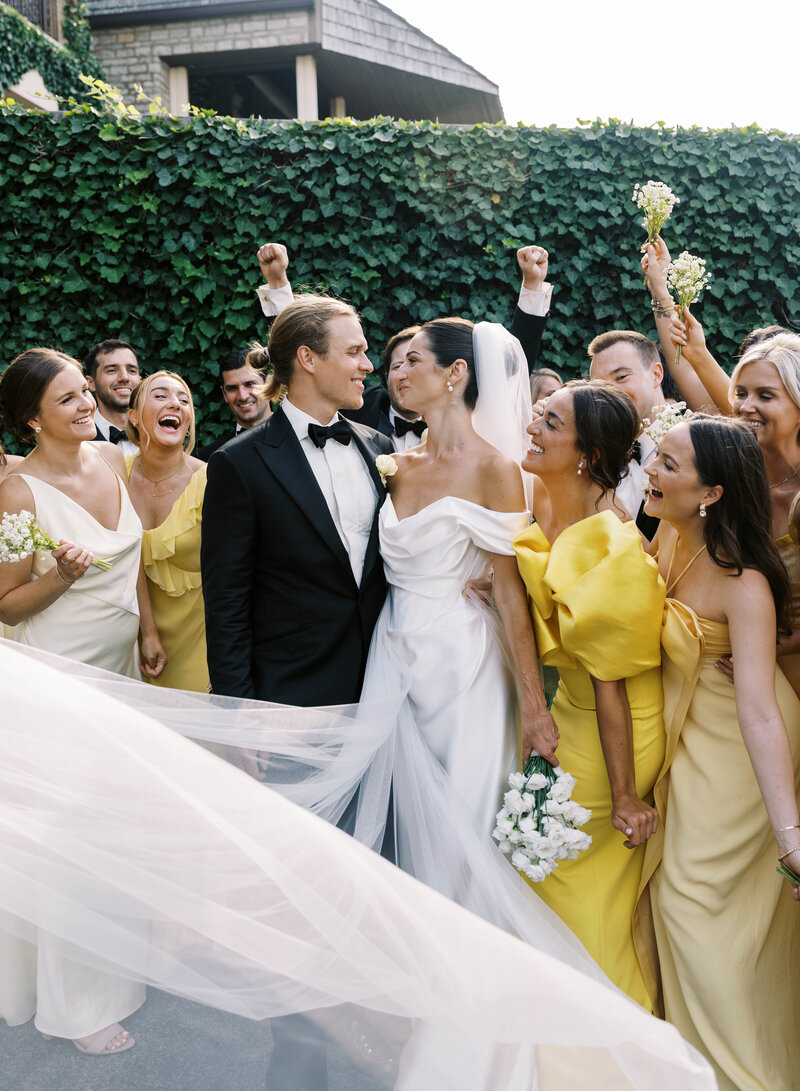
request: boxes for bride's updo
[567,379,639,493]
[418,317,479,409]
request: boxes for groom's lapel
[254,407,355,580]
[347,422,387,581]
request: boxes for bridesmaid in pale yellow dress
[638,414,800,1091]
[125,371,208,692]
[514,380,664,1009]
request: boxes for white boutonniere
[375,454,398,487]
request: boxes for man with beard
[84,339,141,457]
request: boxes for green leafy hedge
[1,100,798,451]
[0,1,103,103]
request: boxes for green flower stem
[777,861,800,884]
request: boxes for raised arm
[642,238,719,411]
[510,244,551,374]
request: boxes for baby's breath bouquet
[0,510,112,569]
[493,753,592,882]
[632,180,680,250]
[643,402,693,446]
[666,251,712,365]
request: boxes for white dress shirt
[517,282,553,316]
[93,409,139,458]
[617,432,656,521]
[281,398,377,584]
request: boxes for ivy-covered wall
[0,0,103,102]
[1,99,798,450]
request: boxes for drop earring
[34,426,41,434]
[699,502,707,518]
[446,381,454,392]
[577,460,584,476]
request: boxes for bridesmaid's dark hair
[0,347,82,442]
[687,415,791,632]
[418,317,479,410]
[567,379,640,494]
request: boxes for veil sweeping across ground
[0,638,718,1090]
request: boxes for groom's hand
[517,245,549,292]
[257,242,289,288]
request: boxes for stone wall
[91,7,311,102]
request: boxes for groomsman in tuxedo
[588,330,666,539]
[196,349,272,461]
[84,339,141,456]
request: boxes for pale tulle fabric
[11,472,141,676]
[0,638,716,1089]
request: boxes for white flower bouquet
[493,753,592,882]
[643,401,693,446]
[0,510,112,569]
[375,454,398,486]
[666,251,712,365]
[632,180,680,250]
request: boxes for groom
[200,294,393,1091]
[201,293,393,708]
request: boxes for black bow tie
[630,440,642,464]
[108,425,128,445]
[393,417,426,439]
[307,421,352,449]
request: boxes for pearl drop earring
[577,461,584,476]
[699,502,707,518]
[446,381,453,392]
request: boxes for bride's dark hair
[418,317,478,409]
[566,379,639,494]
[687,414,790,632]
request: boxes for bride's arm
[492,553,559,765]
[591,677,659,848]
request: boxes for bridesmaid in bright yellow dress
[637,414,800,1091]
[514,380,664,1009]
[125,371,209,692]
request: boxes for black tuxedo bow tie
[393,417,426,439]
[307,421,352,449]
[108,425,128,445]
[630,440,642,464]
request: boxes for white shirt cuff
[256,282,294,317]
[517,283,552,317]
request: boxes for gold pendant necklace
[136,458,185,497]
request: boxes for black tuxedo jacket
[509,309,548,375]
[196,429,237,463]
[200,406,394,706]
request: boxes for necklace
[665,541,708,596]
[136,458,186,496]
[769,462,800,489]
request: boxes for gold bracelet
[778,845,800,860]
[776,825,800,832]
[54,565,75,587]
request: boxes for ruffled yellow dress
[514,511,666,1009]
[636,599,800,1091]
[126,458,209,692]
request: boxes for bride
[0,322,717,1089]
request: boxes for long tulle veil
[0,639,715,1089]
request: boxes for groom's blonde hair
[251,294,358,402]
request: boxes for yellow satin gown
[127,458,209,692]
[514,511,666,1009]
[636,599,800,1091]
